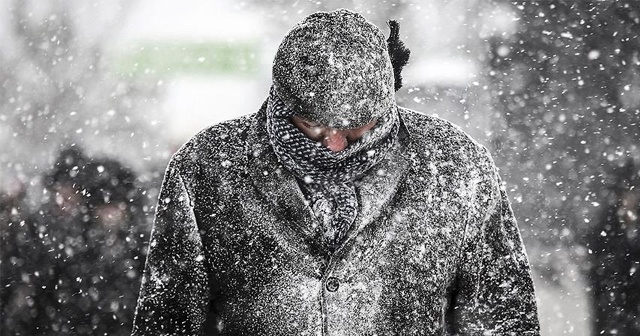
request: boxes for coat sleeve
[132,161,209,335]
[451,167,540,335]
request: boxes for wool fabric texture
[266,87,400,250]
[272,9,395,129]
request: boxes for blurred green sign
[115,41,259,76]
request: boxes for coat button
[325,277,339,292]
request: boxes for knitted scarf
[266,87,400,250]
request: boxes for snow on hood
[272,9,395,129]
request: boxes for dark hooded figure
[26,147,147,335]
[77,158,147,335]
[23,146,92,335]
[132,9,540,335]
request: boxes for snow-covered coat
[132,102,540,335]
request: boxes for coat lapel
[336,122,411,253]
[245,104,326,253]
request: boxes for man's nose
[322,129,348,152]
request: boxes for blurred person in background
[9,146,149,335]
[81,157,147,335]
[29,146,94,335]
[588,159,640,335]
[133,9,539,335]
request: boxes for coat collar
[245,101,411,255]
[246,101,326,254]
[335,127,410,254]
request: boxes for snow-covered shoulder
[398,107,501,223]
[164,113,256,185]
[398,107,497,174]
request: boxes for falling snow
[1,1,639,335]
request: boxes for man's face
[94,203,127,228]
[291,116,377,152]
[53,183,82,216]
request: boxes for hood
[272,9,396,129]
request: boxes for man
[23,147,147,335]
[132,9,540,335]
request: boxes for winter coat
[132,102,540,335]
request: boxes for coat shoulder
[168,113,256,179]
[398,107,502,226]
[399,107,493,166]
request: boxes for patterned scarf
[266,87,400,250]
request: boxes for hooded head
[45,146,89,190]
[272,9,396,129]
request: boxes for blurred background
[1,0,639,335]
